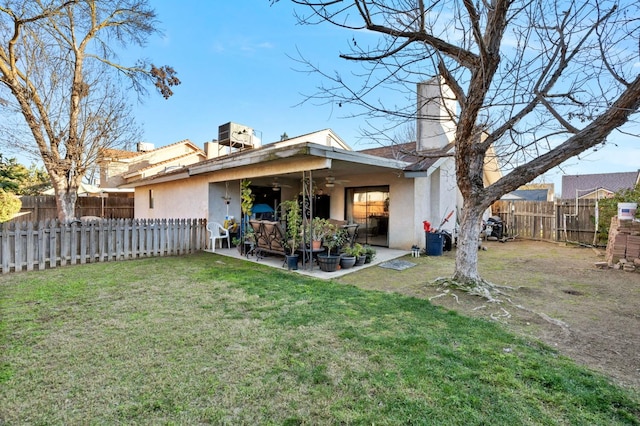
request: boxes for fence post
[1,223,10,273]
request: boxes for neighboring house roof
[99,139,206,187]
[99,148,139,160]
[100,140,204,162]
[123,152,199,180]
[561,171,640,199]
[502,189,550,201]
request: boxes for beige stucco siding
[135,175,210,219]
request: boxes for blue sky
[6,1,636,192]
[128,1,371,148]
[129,1,639,191]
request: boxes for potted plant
[363,245,377,264]
[233,228,254,256]
[310,217,332,249]
[340,244,360,269]
[281,199,302,270]
[317,225,347,272]
[350,243,366,266]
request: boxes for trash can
[425,232,443,256]
[486,216,504,239]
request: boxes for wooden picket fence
[1,218,208,274]
[9,195,134,223]
[491,199,599,245]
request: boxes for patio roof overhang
[123,141,412,188]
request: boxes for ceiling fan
[324,176,350,188]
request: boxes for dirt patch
[338,240,640,390]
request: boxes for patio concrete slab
[205,246,410,279]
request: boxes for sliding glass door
[346,186,389,247]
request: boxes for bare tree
[279,0,640,290]
[0,0,180,222]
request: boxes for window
[149,189,154,209]
[345,186,389,247]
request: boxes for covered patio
[206,245,410,280]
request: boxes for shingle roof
[561,171,640,199]
[357,141,420,162]
[123,152,200,178]
[99,139,203,161]
[506,189,550,201]
[99,148,139,160]
[358,141,455,172]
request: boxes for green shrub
[0,189,21,222]
[597,184,640,244]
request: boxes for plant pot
[285,254,299,270]
[340,255,356,269]
[312,240,322,250]
[317,254,340,272]
[240,242,253,257]
[355,255,366,266]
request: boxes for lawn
[1,252,639,424]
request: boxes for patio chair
[207,221,230,252]
[342,224,359,247]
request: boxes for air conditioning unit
[218,122,254,149]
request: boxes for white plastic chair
[206,221,230,252]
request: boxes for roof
[99,139,204,162]
[358,142,421,162]
[503,189,550,201]
[123,152,200,179]
[358,141,455,173]
[561,171,640,199]
[99,148,139,160]
[123,130,411,188]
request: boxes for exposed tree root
[429,277,570,331]
[432,277,512,303]
[428,289,459,304]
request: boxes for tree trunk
[452,199,484,285]
[52,176,78,223]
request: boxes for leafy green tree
[0,154,28,193]
[0,155,51,195]
[0,189,21,222]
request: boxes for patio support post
[301,170,314,269]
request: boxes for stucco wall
[411,158,459,250]
[134,175,210,219]
[208,181,241,223]
[131,160,460,250]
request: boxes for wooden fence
[1,218,208,274]
[10,195,134,223]
[491,199,599,245]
